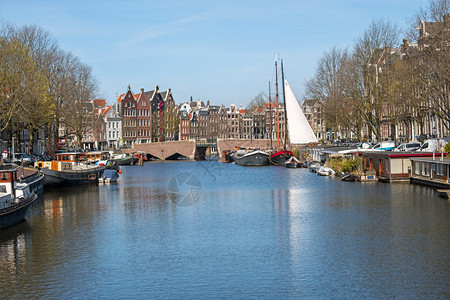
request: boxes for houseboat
[358,151,447,182]
[36,153,106,187]
[0,165,38,230]
[410,155,450,189]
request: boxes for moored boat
[111,154,135,165]
[341,173,358,182]
[18,168,44,195]
[98,169,120,184]
[309,163,321,173]
[0,165,38,230]
[233,149,269,166]
[317,166,335,176]
[270,150,293,166]
[221,150,234,163]
[37,153,106,187]
[285,156,302,168]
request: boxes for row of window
[123,130,136,137]
[108,131,118,139]
[415,162,445,176]
[108,121,119,129]
[123,109,136,116]
[138,119,149,127]
[124,120,137,127]
[138,129,150,137]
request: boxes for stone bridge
[130,140,196,160]
[123,139,274,160]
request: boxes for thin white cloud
[116,13,210,49]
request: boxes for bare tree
[1,23,100,153]
[351,18,401,141]
[246,92,267,112]
[406,0,449,41]
[304,47,367,140]
[62,62,99,149]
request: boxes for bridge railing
[195,138,217,147]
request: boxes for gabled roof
[144,90,156,100]
[92,99,106,107]
[117,93,125,103]
[302,99,319,107]
[102,106,111,117]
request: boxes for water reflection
[0,162,448,299]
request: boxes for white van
[418,138,449,152]
[393,142,421,152]
[370,141,396,151]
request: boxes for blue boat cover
[102,169,119,179]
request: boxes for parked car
[393,142,421,152]
[13,153,32,165]
[418,138,449,152]
[369,141,396,151]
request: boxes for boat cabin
[0,166,19,207]
[56,153,80,163]
[358,151,447,182]
[410,156,450,189]
[80,151,110,162]
[35,153,78,171]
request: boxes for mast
[281,59,288,149]
[275,56,280,150]
[269,81,273,149]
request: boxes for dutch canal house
[116,85,176,146]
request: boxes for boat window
[0,185,6,193]
[1,173,9,181]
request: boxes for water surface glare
[1,161,449,299]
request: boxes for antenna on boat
[281,59,288,150]
[275,54,280,151]
[269,81,272,149]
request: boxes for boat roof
[56,152,82,155]
[409,157,450,164]
[358,151,447,158]
[0,164,19,172]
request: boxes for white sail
[284,79,318,144]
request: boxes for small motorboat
[317,166,335,176]
[98,169,121,184]
[285,156,302,168]
[341,173,358,181]
[309,163,321,173]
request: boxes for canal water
[1,161,449,299]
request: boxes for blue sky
[1,0,427,106]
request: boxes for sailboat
[270,59,318,165]
[269,58,294,165]
[284,78,318,145]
